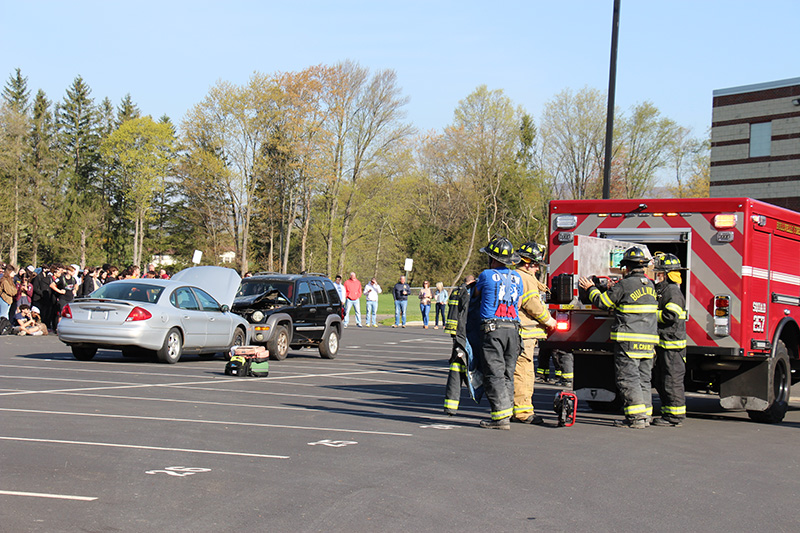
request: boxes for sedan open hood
[171,266,241,308]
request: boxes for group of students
[332,272,451,329]
[0,261,169,335]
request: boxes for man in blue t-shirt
[472,237,523,430]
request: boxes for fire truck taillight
[713,214,737,229]
[555,312,570,331]
[554,215,577,229]
[714,295,731,336]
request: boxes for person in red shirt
[343,272,363,328]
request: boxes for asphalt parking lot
[2,328,799,532]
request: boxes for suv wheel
[268,325,290,360]
[319,328,340,359]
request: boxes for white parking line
[0,436,289,459]
[0,489,97,501]
[0,408,414,437]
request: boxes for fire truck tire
[748,340,791,424]
[587,397,624,413]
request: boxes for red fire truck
[541,197,799,423]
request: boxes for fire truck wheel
[748,340,791,424]
[587,397,624,413]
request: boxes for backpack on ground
[0,317,13,336]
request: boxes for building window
[750,122,772,157]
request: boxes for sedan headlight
[251,311,264,323]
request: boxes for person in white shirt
[364,277,382,327]
[333,275,346,305]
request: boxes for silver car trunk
[67,300,144,327]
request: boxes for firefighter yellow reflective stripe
[445,319,458,333]
[598,290,616,309]
[450,362,466,373]
[661,405,686,415]
[536,368,549,376]
[520,328,546,339]
[646,406,653,417]
[533,309,551,323]
[561,372,574,379]
[444,399,459,410]
[611,331,659,343]
[658,339,687,349]
[626,350,655,359]
[513,405,533,414]
[624,404,647,415]
[665,302,687,319]
[521,288,539,304]
[617,304,658,313]
[491,407,513,420]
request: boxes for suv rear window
[310,280,327,305]
[324,279,341,305]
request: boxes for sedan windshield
[90,282,164,303]
[236,281,292,303]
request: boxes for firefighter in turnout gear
[443,275,483,414]
[513,242,556,424]
[474,237,523,430]
[652,253,687,427]
[579,247,658,429]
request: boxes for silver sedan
[58,266,249,363]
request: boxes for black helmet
[620,247,649,267]
[653,252,683,271]
[518,241,545,263]
[480,237,519,265]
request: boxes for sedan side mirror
[221,304,230,313]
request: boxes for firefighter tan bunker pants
[513,338,537,419]
[614,345,654,421]
[480,324,520,421]
[654,346,686,421]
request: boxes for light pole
[602,0,621,199]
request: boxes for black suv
[231,273,343,360]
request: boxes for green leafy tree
[101,116,176,266]
[540,87,609,200]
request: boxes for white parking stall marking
[308,439,357,447]
[145,466,211,476]
[0,436,289,459]
[420,424,457,430]
[0,408,413,437]
[0,489,97,501]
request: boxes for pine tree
[116,93,140,127]
[2,68,30,114]
[56,76,103,266]
[29,89,60,265]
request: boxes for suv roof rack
[301,271,328,277]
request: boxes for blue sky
[2,1,798,139]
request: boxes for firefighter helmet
[479,237,519,265]
[620,247,649,267]
[653,252,684,271]
[518,241,545,263]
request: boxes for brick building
[710,77,800,211]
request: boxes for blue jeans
[420,303,430,326]
[394,300,407,326]
[344,299,361,326]
[0,298,9,320]
[366,300,378,326]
